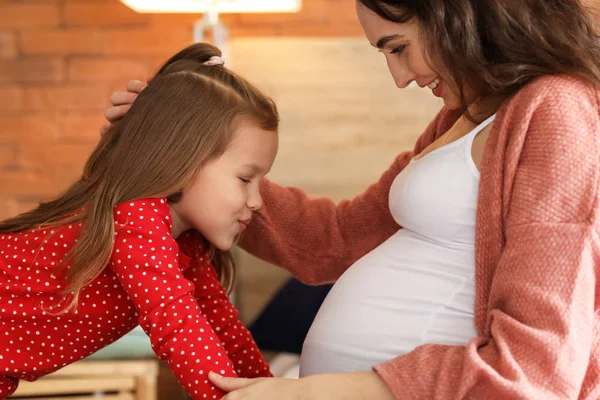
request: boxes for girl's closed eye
[239,178,251,184]
[390,45,406,55]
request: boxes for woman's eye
[390,45,406,55]
[239,178,251,184]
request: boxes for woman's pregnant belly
[300,229,477,376]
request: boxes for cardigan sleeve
[373,77,600,399]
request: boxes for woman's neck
[467,95,506,120]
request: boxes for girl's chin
[213,235,237,251]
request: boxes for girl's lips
[239,220,250,232]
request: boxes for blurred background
[10,0,586,398]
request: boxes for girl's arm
[110,199,240,399]
[180,236,271,378]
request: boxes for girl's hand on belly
[209,371,395,400]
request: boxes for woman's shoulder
[496,74,600,143]
[496,75,600,226]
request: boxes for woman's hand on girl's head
[209,371,396,400]
[100,79,148,135]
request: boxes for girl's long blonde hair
[0,43,279,308]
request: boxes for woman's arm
[210,371,396,400]
[239,107,456,284]
[104,81,456,284]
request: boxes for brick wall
[2,0,598,218]
[0,0,362,219]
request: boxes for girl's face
[355,1,472,110]
[170,117,278,250]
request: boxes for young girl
[0,42,278,399]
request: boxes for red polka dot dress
[0,198,271,399]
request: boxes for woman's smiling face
[355,1,473,110]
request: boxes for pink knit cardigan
[239,75,600,399]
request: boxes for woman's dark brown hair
[358,0,600,109]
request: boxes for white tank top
[300,114,496,376]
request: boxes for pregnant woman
[104,0,600,398]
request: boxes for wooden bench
[8,359,159,400]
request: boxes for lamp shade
[120,0,301,13]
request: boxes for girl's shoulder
[113,197,172,233]
[113,197,170,220]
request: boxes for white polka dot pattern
[0,198,271,399]
[178,230,271,379]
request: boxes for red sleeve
[238,107,457,284]
[181,247,272,378]
[110,199,236,400]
